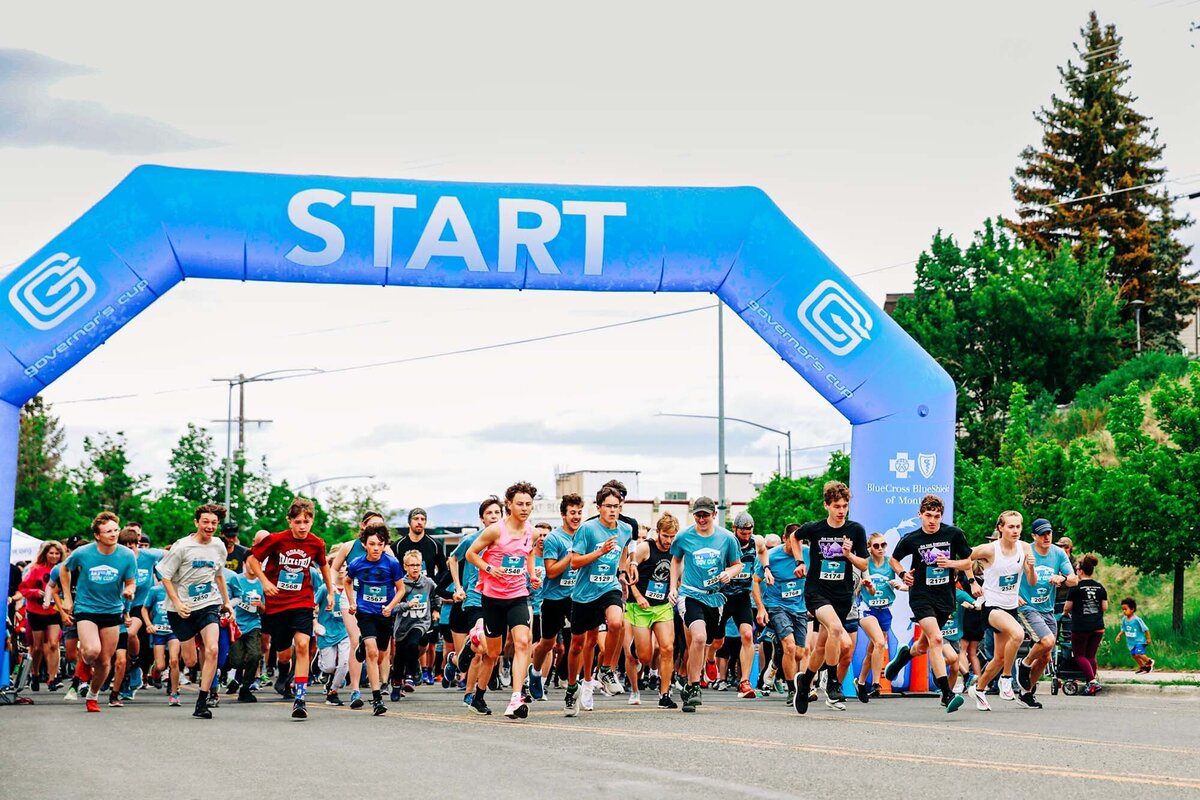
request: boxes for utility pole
[718,303,726,522]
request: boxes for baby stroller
[1049,614,1088,696]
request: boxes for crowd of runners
[8,478,1118,722]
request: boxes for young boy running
[156,503,233,719]
[394,551,441,696]
[753,527,809,710]
[225,567,265,702]
[314,574,351,706]
[246,497,335,720]
[344,520,405,715]
[629,513,680,708]
[532,494,583,700]
[1116,598,1154,673]
[142,583,182,705]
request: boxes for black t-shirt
[393,534,446,580]
[224,543,249,574]
[722,535,759,598]
[1066,578,1107,631]
[797,519,868,602]
[892,524,971,602]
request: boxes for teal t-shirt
[541,528,580,601]
[227,572,264,633]
[670,526,741,608]
[570,519,633,604]
[314,586,348,649]
[861,559,898,609]
[1020,545,1073,612]
[451,531,483,608]
[941,589,975,642]
[65,543,137,615]
[755,544,808,613]
[146,584,173,633]
[132,548,166,607]
[1120,614,1148,648]
[528,554,546,614]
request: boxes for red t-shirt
[18,564,58,616]
[250,531,328,614]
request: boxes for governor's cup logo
[797,279,873,356]
[9,252,97,330]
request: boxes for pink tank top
[480,517,534,600]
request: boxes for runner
[59,512,137,713]
[225,564,265,702]
[524,523,550,700]
[449,496,503,709]
[142,582,182,705]
[245,497,336,720]
[16,540,66,693]
[883,494,973,713]
[329,511,387,709]
[156,503,234,719]
[628,512,680,708]
[942,511,1033,711]
[392,507,447,686]
[394,550,441,695]
[531,494,582,701]
[753,525,808,710]
[465,481,541,720]
[719,511,767,699]
[563,485,633,717]
[344,519,405,715]
[220,522,249,573]
[1016,518,1076,707]
[794,481,868,712]
[314,569,351,706]
[855,532,905,701]
[668,496,743,713]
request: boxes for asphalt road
[4,683,1199,799]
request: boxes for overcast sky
[1,1,1196,511]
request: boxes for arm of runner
[329,541,350,575]
[528,549,542,589]
[465,526,500,574]
[842,536,869,571]
[752,579,768,626]
[245,555,277,596]
[545,549,573,579]
[1021,543,1038,585]
[343,569,357,614]
[888,556,913,587]
[447,555,466,602]
[571,535,617,570]
[216,569,232,616]
[320,563,336,611]
[161,577,189,617]
[617,540,633,587]
[58,563,74,614]
[668,556,682,605]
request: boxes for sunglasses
[870,543,887,549]
[694,512,713,518]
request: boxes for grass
[1090,560,1200,672]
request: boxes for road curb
[1095,683,1200,698]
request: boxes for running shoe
[498,661,512,689]
[1084,681,1103,696]
[869,683,882,698]
[130,667,143,690]
[785,689,796,707]
[468,618,486,650]
[705,661,719,683]
[273,670,290,697]
[237,686,257,703]
[325,692,344,706]
[969,685,991,711]
[372,700,387,716]
[169,693,181,707]
[738,680,756,699]
[48,679,63,693]
[443,655,457,688]
[291,699,308,720]
[403,677,417,694]
[1147,659,1156,674]
[628,691,642,706]
[464,692,474,706]
[999,677,1015,701]
[193,698,212,719]
[794,674,811,715]
[942,692,964,713]
[564,684,579,717]
[226,678,241,696]
[121,688,135,701]
[422,668,435,686]
[63,685,79,702]
[680,683,698,713]
[825,679,846,710]
[580,680,595,711]
[349,690,364,709]
[598,666,624,696]
[108,694,124,708]
[762,661,777,686]
[1015,692,1042,709]
[647,674,660,691]
[883,645,911,682]
[658,692,678,709]
[391,684,403,702]
[528,666,545,701]
[853,680,871,704]
[504,696,529,720]
[85,699,101,713]
[689,683,703,707]
[470,691,492,716]
[711,679,729,692]
[1015,660,1032,693]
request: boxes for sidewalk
[1097,668,1199,683]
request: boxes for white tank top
[982,540,1024,609]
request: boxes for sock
[476,688,486,702]
[372,689,381,702]
[935,676,950,697]
[802,669,816,683]
[511,690,522,703]
[71,675,80,690]
[294,677,307,700]
[197,689,208,703]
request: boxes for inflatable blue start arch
[0,166,955,689]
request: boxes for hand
[841,537,853,557]
[1050,575,1065,586]
[382,605,392,618]
[146,623,158,635]
[122,585,136,601]
[409,598,420,608]
[794,563,807,579]
[314,622,325,637]
[124,615,134,627]
[636,596,650,610]
[175,600,192,618]
[970,582,983,598]
[935,555,950,569]
[262,580,280,597]
[763,567,775,586]
[253,599,266,610]
[60,599,73,615]
[903,571,914,587]
[668,589,678,606]
[531,574,542,589]
[600,536,617,555]
[452,588,466,603]
[348,602,358,616]
[327,595,336,612]
[717,570,732,585]
[220,603,232,619]
[756,608,769,626]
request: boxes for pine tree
[1008,11,1194,348]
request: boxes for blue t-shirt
[346,553,404,615]
[314,586,348,649]
[541,527,580,601]
[570,519,633,604]
[756,544,808,613]
[132,548,165,607]
[1020,545,1073,612]
[451,531,483,609]
[146,584,173,633]
[528,554,546,614]
[227,572,264,633]
[64,543,138,615]
[941,589,975,642]
[1120,615,1148,648]
[671,526,741,608]
[861,559,898,609]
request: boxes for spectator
[1063,554,1107,695]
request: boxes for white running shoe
[628,691,641,706]
[599,667,624,696]
[999,677,1015,701]
[63,686,78,701]
[969,685,991,711]
[580,680,595,711]
[504,695,528,720]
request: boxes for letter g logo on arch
[8,252,97,331]
[797,279,873,357]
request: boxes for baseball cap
[220,521,239,537]
[1031,518,1053,536]
[65,533,86,550]
[986,530,1001,541]
[1056,536,1073,548]
[408,507,427,522]
[692,496,716,515]
[733,511,754,529]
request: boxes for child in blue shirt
[1115,597,1153,673]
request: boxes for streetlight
[1130,299,1146,354]
[293,474,377,495]
[212,368,325,509]
[657,412,793,478]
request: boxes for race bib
[942,621,959,637]
[500,555,526,576]
[998,573,1019,592]
[590,573,615,584]
[646,580,667,601]
[364,584,389,605]
[820,559,846,582]
[278,569,304,592]
[409,593,428,614]
[157,620,172,634]
[927,567,949,586]
[868,595,891,608]
[702,570,722,588]
[188,582,216,604]
[781,583,803,599]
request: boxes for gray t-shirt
[156,535,228,612]
[393,575,441,637]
